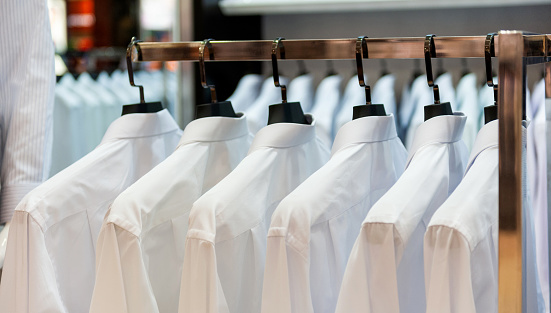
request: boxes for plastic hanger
[380,59,390,77]
[352,36,386,119]
[267,37,308,125]
[423,34,453,121]
[121,37,164,115]
[484,32,498,124]
[195,39,238,119]
[297,60,308,76]
[460,58,471,78]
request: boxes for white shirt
[405,73,456,149]
[178,116,330,313]
[261,115,408,313]
[456,73,480,149]
[530,78,549,312]
[372,74,397,117]
[424,120,545,313]
[399,75,426,140]
[0,0,54,223]
[334,76,367,135]
[288,74,314,112]
[90,115,252,313]
[50,83,87,176]
[310,75,343,149]
[336,113,469,313]
[0,110,182,313]
[227,74,264,113]
[246,76,289,134]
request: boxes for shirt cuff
[1,184,40,223]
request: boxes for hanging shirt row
[0,72,547,313]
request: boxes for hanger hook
[126,37,145,104]
[485,32,498,105]
[356,36,371,105]
[199,39,217,103]
[424,34,440,104]
[272,37,287,103]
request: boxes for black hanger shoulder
[424,102,453,121]
[195,101,238,119]
[353,104,386,119]
[267,101,308,125]
[121,101,163,115]
[484,105,498,124]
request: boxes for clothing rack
[130,30,550,312]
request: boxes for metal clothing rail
[131,31,550,313]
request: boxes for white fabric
[399,75,425,140]
[261,114,407,313]
[456,73,480,149]
[334,76,367,135]
[336,113,469,313]
[246,76,289,134]
[530,78,549,312]
[288,74,314,112]
[424,120,545,313]
[0,0,55,223]
[405,73,456,149]
[310,75,343,149]
[77,72,120,135]
[372,74,397,117]
[226,74,264,113]
[178,116,330,313]
[90,115,252,313]
[0,110,182,313]
[50,82,86,176]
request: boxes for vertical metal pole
[498,30,524,313]
[545,61,551,308]
[176,0,195,127]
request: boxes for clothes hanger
[483,32,498,124]
[423,34,453,121]
[195,39,238,119]
[121,37,164,115]
[267,37,308,125]
[352,36,386,119]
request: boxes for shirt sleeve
[0,0,55,223]
[423,225,476,313]
[335,224,401,313]
[0,211,66,313]
[89,222,159,313]
[178,230,229,313]
[261,228,313,313]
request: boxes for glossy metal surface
[132,35,550,62]
[498,30,524,313]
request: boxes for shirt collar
[407,112,467,165]
[100,109,180,143]
[178,113,249,147]
[248,114,316,153]
[331,114,398,156]
[464,120,528,174]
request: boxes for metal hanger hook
[485,32,498,105]
[126,37,145,103]
[355,36,371,104]
[271,37,287,103]
[199,38,217,103]
[424,34,440,104]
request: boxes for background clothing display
[90,115,252,313]
[261,115,407,313]
[179,117,329,313]
[0,110,181,313]
[424,121,545,313]
[335,113,469,313]
[0,0,55,224]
